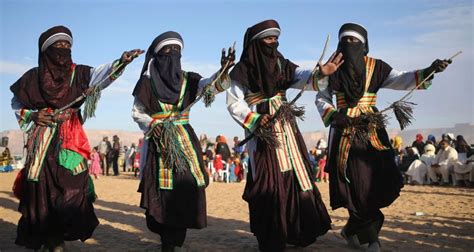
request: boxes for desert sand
[0,171,473,251]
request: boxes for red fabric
[234,164,244,181]
[318,158,327,172]
[416,133,423,143]
[12,169,25,200]
[213,154,223,171]
[60,113,91,159]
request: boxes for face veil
[230,19,298,98]
[331,23,369,108]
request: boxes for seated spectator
[412,134,426,156]
[399,147,419,173]
[406,144,436,185]
[454,135,473,186]
[428,140,458,185]
[392,136,404,167]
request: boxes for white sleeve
[380,68,432,90]
[89,60,124,90]
[290,67,329,91]
[131,97,153,133]
[315,86,337,127]
[198,71,231,94]
[226,81,260,132]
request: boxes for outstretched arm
[290,52,344,91]
[89,49,144,90]
[381,59,451,90]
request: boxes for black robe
[243,92,331,249]
[134,72,209,230]
[326,59,404,215]
[10,65,99,250]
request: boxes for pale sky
[1,0,472,139]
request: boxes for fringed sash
[151,73,206,190]
[336,57,389,182]
[245,92,313,191]
[26,125,57,181]
[26,110,89,181]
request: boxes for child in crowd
[89,147,102,179]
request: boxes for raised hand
[121,49,145,65]
[319,52,344,77]
[220,43,236,73]
[429,59,451,73]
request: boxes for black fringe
[279,102,306,123]
[254,127,281,148]
[348,112,388,144]
[391,101,416,130]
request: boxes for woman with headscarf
[10,25,142,250]
[316,23,451,251]
[227,19,343,251]
[131,31,234,250]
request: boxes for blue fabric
[0,165,13,172]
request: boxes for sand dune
[0,171,473,251]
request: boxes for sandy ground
[0,171,473,251]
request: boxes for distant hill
[2,123,473,156]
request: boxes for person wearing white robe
[428,140,458,185]
[406,144,436,184]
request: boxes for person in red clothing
[316,154,328,182]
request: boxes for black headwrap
[136,31,184,104]
[331,23,369,108]
[10,26,93,109]
[230,19,298,98]
[37,26,74,107]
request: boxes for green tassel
[155,122,189,173]
[203,88,216,107]
[83,88,102,122]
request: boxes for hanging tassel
[202,88,216,107]
[157,122,189,173]
[278,102,306,123]
[349,112,388,145]
[254,126,281,148]
[82,88,102,122]
[391,101,416,130]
